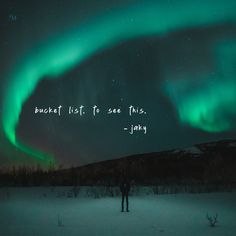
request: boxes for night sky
[0,0,236,167]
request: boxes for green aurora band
[2,0,236,163]
[164,41,236,132]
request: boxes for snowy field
[0,187,236,236]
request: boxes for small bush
[206,213,218,227]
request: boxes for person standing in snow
[120,178,130,212]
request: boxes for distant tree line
[1,143,236,193]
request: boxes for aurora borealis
[1,0,236,166]
[164,41,236,132]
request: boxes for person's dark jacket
[120,181,130,195]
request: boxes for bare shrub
[206,213,218,227]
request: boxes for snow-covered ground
[0,187,235,236]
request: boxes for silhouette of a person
[120,179,130,212]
